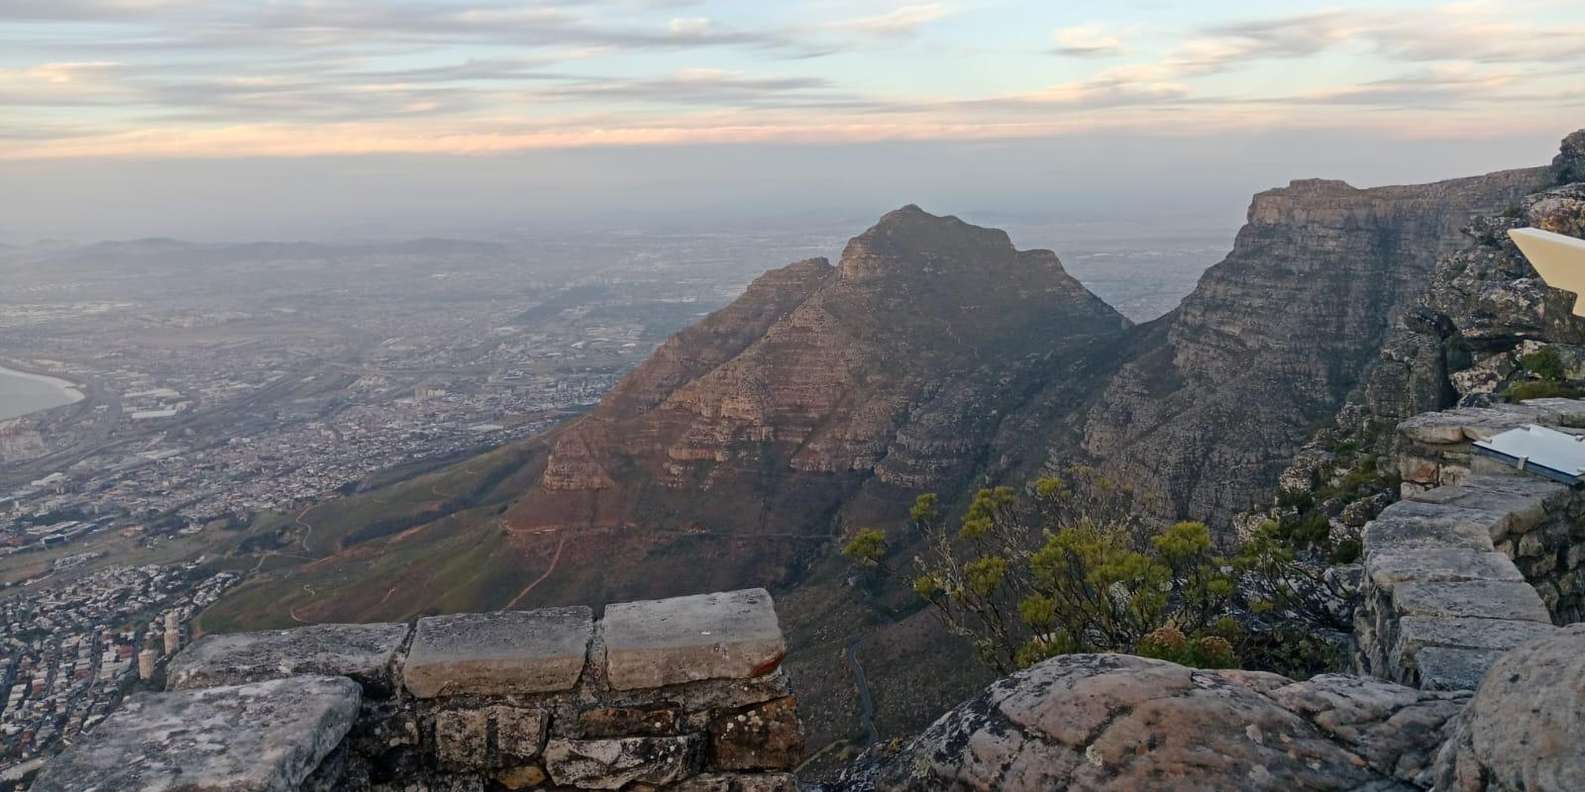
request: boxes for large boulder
[837,654,1466,791]
[1432,624,1585,791]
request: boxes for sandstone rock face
[1078,168,1551,528]
[835,654,1465,791]
[1285,141,1585,487]
[32,675,362,792]
[508,205,1129,599]
[1432,624,1585,791]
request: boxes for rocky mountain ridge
[1074,165,1552,527]
[506,204,1130,599]
[1258,131,1585,535]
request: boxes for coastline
[0,363,85,417]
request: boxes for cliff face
[1071,167,1550,527]
[1333,140,1585,444]
[508,206,1129,596]
[1249,135,1585,534]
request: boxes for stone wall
[31,588,803,792]
[1356,400,1585,690]
[1393,398,1585,495]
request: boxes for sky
[2,0,1583,241]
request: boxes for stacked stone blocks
[1357,400,1585,691]
[32,588,802,792]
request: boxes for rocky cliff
[1327,132,1585,449]
[1250,132,1585,541]
[1073,167,1551,528]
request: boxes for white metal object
[1510,227,1585,317]
[1473,424,1585,486]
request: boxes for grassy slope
[194,441,544,634]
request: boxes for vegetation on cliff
[844,466,1348,676]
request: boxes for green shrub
[1519,346,1567,382]
[1506,380,1584,402]
[845,467,1346,675]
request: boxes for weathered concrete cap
[167,622,411,692]
[603,588,785,690]
[31,675,360,792]
[404,606,593,698]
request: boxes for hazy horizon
[4,0,1581,243]
[0,128,1570,244]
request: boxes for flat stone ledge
[1397,400,1585,445]
[603,588,786,691]
[32,675,360,792]
[1407,475,1567,540]
[1396,616,1558,659]
[167,622,411,692]
[404,607,593,698]
[1362,503,1503,555]
[1366,548,1525,589]
[1390,579,1551,623]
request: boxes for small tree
[881,467,1239,674]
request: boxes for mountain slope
[503,205,1130,599]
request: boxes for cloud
[1050,25,1125,57]
[0,0,198,21]
[542,69,851,108]
[1201,8,1585,67]
[1,0,1580,159]
[827,3,950,37]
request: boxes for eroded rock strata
[1075,167,1552,528]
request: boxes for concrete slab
[167,622,410,693]
[404,607,593,698]
[603,588,785,690]
[31,675,360,792]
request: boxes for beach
[0,364,84,421]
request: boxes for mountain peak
[840,205,1017,282]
